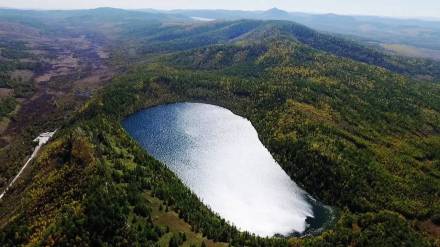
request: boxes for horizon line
[0,6,439,21]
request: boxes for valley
[0,17,114,195]
[0,24,112,139]
[0,7,439,247]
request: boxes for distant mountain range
[137,8,440,59]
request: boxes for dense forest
[115,19,440,81]
[0,8,439,246]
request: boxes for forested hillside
[0,8,439,246]
[162,8,440,58]
[116,19,440,81]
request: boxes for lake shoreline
[123,102,334,237]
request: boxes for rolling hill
[0,8,439,246]
[159,8,440,56]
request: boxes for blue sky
[2,0,440,18]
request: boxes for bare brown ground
[0,24,114,141]
[0,88,13,99]
[419,220,440,238]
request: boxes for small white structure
[0,130,56,200]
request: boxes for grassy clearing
[382,43,440,61]
[146,192,228,247]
